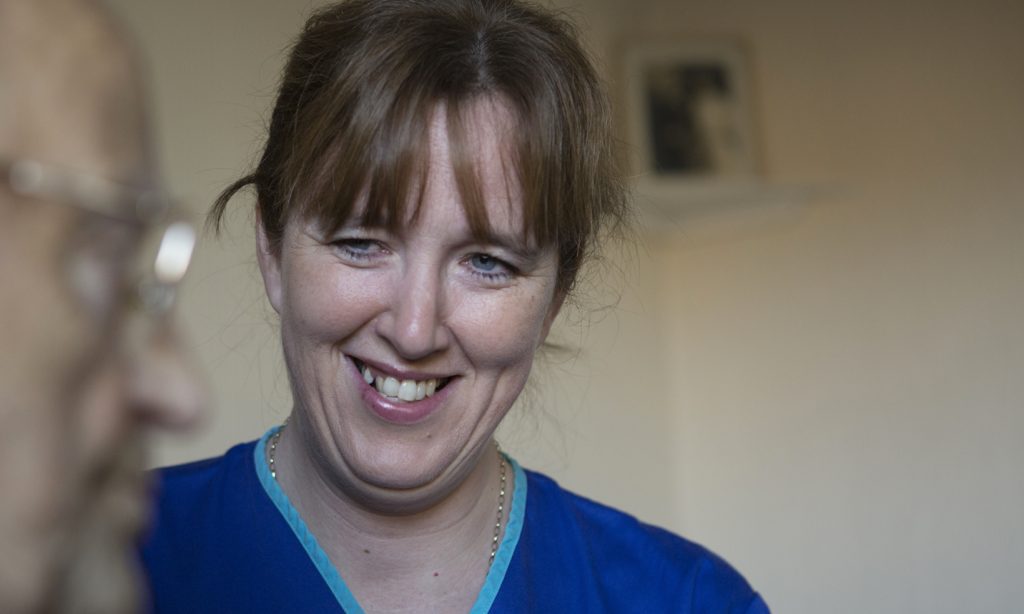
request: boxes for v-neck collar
[253,426,527,613]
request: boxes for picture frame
[620,38,761,192]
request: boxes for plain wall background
[110,0,1024,612]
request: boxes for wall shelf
[632,177,826,233]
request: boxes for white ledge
[630,176,828,233]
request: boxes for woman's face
[259,101,562,511]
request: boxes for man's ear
[255,209,284,315]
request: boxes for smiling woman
[261,100,562,510]
[141,1,768,612]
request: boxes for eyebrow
[473,228,545,262]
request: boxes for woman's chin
[332,443,480,514]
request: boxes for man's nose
[126,322,206,430]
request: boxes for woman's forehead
[312,97,534,245]
[427,100,525,226]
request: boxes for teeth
[383,377,400,397]
[398,380,417,401]
[359,363,442,403]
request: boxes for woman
[143,0,768,612]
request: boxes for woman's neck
[270,420,509,612]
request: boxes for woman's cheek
[288,267,385,340]
[455,289,552,368]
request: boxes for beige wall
[112,0,1024,612]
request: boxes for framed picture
[621,38,760,185]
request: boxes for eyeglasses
[0,158,196,317]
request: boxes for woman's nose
[126,322,207,430]
[376,266,451,361]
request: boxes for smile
[353,359,451,403]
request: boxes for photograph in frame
[622,38,760,184]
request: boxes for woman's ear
[255,209,284,315]
[540,289,567,344]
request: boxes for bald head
[0,0,153,183]
[0,2,166,612]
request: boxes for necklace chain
[490,446,507,565]
[268,422,507,566]
[268,418,286,480]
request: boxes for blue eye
[332,238,386,262]
[466,253,517,284]
[470,254,500,272]
[343,239,376,253]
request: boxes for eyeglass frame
[0,157,196,317]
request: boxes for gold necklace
[268,423,507,566]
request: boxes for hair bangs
[314,96,433,238]
[210,0,628,297]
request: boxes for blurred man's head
[0,1,204,611]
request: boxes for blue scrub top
[142,429,769,613]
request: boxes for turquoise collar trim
[471,448,527,613]
[253,427,527,613]
[255,427,364,613]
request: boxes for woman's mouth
[353,358,452,403]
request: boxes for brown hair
[210,0,626,296]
